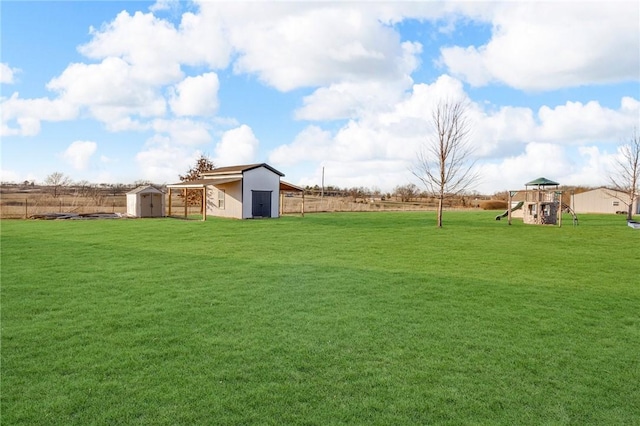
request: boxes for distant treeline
[2,180,599,204]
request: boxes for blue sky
[1,1,639,193]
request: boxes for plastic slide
[495,201,524,220]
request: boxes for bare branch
[412,99,479,227]
[44,172,72,198]
[608,128,640,220]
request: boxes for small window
[218,189,225,209]
[612,201,619,207]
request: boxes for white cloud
[1,93,78,136]
[440,2,640,90]
[1,116,40,137]
[169,72,219,117]
[476,142,623,193]
[214,125,259,166]
[269,125,334,165]
[135,135,198,183]
[388,75,469,120]
[478,142,570,192]
[79,11,185,85]
[0,168,20,183]
[567,146,617,187]
[0,63,19,84]
[151,118,212,146]
[537,99,640,144]
[47,57,167,129]
[295,78,412,121]
[62,141,98,170]
[283,75,473,173]
[201,3,422,91]
[176,9,233,69]
[471,97,638,159]
[149,0,179,13]
[4,8,231,136]
[271,76,465,189]
[81,8,231,73]
[0,4,435,140]
[472,106,537,157]
[274,74,638,193]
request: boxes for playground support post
[558,198,562,228]
[507,191,512,225]
[555,190,563,228]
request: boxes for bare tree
[394,183,419,202]
[44,172,71,198]
[346,186,368,202]
[88,184,107,206]
[133,179,153,188]
[413,99,478,227]
[608,129,640,220]
[75,180,92,197]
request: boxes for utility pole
[321,166,325,200]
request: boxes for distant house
[126,185,165,218]
[571,187,639,215]
[167,163,303,220]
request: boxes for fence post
[25,198,28,219]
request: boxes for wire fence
[2,188,472,220]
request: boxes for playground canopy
[525,177,559,187]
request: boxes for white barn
[126,185,165,218]
[571,187,639,215]
[167,163,299,220]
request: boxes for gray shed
[126,185,165,217]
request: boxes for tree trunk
[437,196,443,228]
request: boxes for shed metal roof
[201,163,285,177]
[167,177,242,188]
[127,185,164,194]
[280,181,304,192]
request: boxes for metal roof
[280,181,304,192]
[525,177,559,186]
[201,163,285,177]
[167,177,242,188]
[127,185,164,194]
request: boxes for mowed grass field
[2,211,639,425]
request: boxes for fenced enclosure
[1,184,482,219]
[1,185,213,219]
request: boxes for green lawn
[1,212,639,425]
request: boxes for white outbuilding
[126,185,165,218]
[571,187,639,215]
[167,163,303,220]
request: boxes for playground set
[496,177,578,226]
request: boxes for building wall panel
[243,167,280,218]
[572,188,637,214]
[206,181,243,219]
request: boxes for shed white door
[140,193,162,217]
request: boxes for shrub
[479,200,508,210]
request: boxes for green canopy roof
[525,177,559,186]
